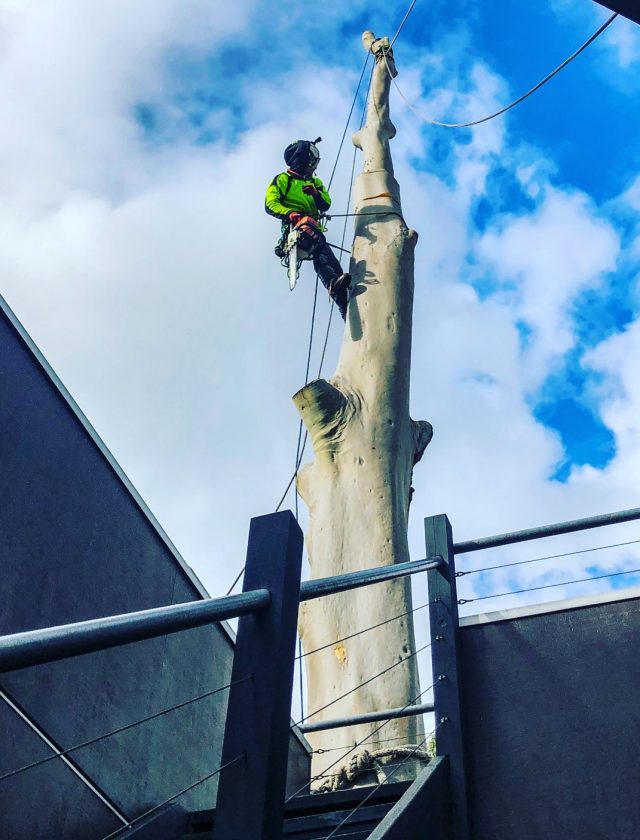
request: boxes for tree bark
[294,32,432,783]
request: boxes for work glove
[288,212,302,225]
[302,184,320,198]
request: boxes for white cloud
[602,14,640,67]
[476,187,619,388]
[1,0,639,630]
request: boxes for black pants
[276,226,349,318]
[313,244,349,318]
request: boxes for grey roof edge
[0,292,238,646]
[460,583,640,628]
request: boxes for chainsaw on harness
[280,216,326,291]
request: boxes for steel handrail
[452,506,640,555]
[299,702,435,734]
[0,589,271,674]
[300,556,443,601]
[0,555,444,674]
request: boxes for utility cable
[294,274,320,522]
[327,56,371,189]
[458,566,640,605]
[384,12,618,128]
[100,752,245,840]
[286,680,435,802]
[296,601,429,660]
[456,536,640,577]
[0,676,250,784]
[391,0,418,49]
[322,733,431,840]
[294,642,431,729]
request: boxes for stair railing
[0,511,455,840]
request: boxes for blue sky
[1,0,640,635]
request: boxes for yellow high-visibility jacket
[265,171,331,221]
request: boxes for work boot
[329,273,351,321]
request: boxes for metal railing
[2,504,638,840]
[0,511,446,840]
[452,506,640,555]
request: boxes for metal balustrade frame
[2,505,638,839]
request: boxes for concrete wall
[459,587,640,840]
[0,295,310,839]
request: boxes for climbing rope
[273,60,373,522]
[271,56,372,520]
[382,12,619,128]
[321,734,432,838]
[314,742,431,793]
[226,62,372,592]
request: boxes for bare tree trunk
[294,33,432,785]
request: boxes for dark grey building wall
[459,591,640,840]
[0,296,310,839]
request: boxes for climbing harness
[282,216,326,290]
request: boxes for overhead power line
[391,0,418,48]
[384,12,619,128]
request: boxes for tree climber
[265,138,352,319]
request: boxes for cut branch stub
[292,379,352,462]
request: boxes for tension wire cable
[293,641,431,729]
[100,752,245,840]
[296,601,429,660]
[456,536,640,578]
[383,12,618,129]
[322,733,432,840]
[0,676,251,784]
[458,566,640,605]
[286,680,436,803]
[313,730,431,754]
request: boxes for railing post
[212,511,303,840]
[425,514,470,840]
